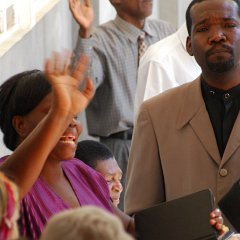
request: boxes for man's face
[119,0,153,20]
[187,0,240,74]
[95,158,123,207]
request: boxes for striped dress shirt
[74,15,175,137]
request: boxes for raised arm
[69,0,94,38]
[0,53,94,199]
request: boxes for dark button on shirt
[201,79,240,157]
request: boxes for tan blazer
[125,77,240,214]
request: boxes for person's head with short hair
[40,206,134,240]
[0,70,51,151]
[75,140,123,207]
[109,0,153,28]
[186,0,240,86]
[0,172,19,240]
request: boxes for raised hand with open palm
[69,0,94,38]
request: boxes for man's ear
[186,36,193,56]
[12,115,28,138]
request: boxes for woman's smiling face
[15,93,82,161]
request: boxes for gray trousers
[100,138,131,211]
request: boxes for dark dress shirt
[201,79,240,157]
[74,15,175,137]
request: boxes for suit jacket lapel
[176,77,221,165]
[222,112,240,165]
[190,105,221,164]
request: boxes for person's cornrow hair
[0,70,51,150]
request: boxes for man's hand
[69,0,94,38]
[210,208,228,236]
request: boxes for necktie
[138,33,146,64]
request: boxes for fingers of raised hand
[69,0,83,10]
[53,52,62,75]
[69,0,77,9]
[82,77,94,100]
[45,51,71,77]
[63,51,72,75]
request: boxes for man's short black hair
[0,70,51,151]
[186,0,240,36]
[75,140,114,169]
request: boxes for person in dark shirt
[125,0,240,217]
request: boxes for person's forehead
[191,0,239,23]
[96,158,122,174]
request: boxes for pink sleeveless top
[0,157,112,240]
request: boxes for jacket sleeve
[125,102,165,215]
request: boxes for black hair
[0,70,51,151]
[186,0,240,35]
[75,140,114,169]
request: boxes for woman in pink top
[0,172,19,240]
[0,53,134,239]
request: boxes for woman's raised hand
[45,52,94,117]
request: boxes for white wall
[158,0,192,28]
[178,0,192,26]
[159,0,178,27]
[99,0,116,24]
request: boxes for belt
[101,129,133,140]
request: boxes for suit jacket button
[219,168,228,177]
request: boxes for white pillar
[178,0,192,27]
[159,0,178,27]
[99,0,116,24]
[157,0,192,28]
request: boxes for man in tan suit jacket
[125,0,240,215]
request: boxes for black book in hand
[135,189,218,240]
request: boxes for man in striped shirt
[69,0,175,210]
